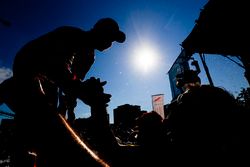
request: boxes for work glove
[77,77,111,107]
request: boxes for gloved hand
[77,77,111,107]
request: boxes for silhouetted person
[163,83,248,166]
[0,17,125,167]
[165,69,201,118]
[176,69,201,93]
[119,111,167,167]
[135,111,164,148]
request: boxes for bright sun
[133,46,158,73]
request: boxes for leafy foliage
[236,87,250,110]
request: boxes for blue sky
[0,0,248,123]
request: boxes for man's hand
[77,77,111,106]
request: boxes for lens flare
[133,46,158,74]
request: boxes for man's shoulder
[42,26,88,43]
[51,26,86,35]
[54,26,83,31]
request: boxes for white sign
[152,94,164,119]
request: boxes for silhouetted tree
[236,87,250,110]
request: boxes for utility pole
[199,53,214,86]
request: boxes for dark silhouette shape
[181,0,250,85]
[164,84,249,166]
[175,69,201,90]
[0,17,125,167]
[172,69,202,105]
[57,89,77,125]
[135,111,166,166]
[135,111,164,147]
[0,17,11,27]
[112,111,168,167]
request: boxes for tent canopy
[181,0,250,58]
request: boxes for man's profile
[0,17,126,166]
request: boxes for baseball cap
[93,18,126,43]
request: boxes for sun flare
[133,46,158,73]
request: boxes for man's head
[176,70,201,91]
[91,18,126,51]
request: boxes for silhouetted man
[1,17,125,167]
[176,69,201,93]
